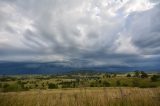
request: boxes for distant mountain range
[0,61,159,75]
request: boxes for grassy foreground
[0,87,159,106]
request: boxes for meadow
[0,71,160,106]
[0,87,159,106]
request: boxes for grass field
[0,71,160,92]
[0,72,160,106]
[0,87,159,106]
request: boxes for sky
[0,0,160,68]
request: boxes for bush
[139,83,158,88]
[134,70,140,77]
[0,83,2,88]
[3,83,9,88]
[151,75,160,82]
[140,71,148,78]
[132,79,140,87]
[103,74,111,78]
[126,74,131,77]
[116,80,121,86]
[90,81,96,87]
[59,81,78,88]
[149,84,158,88]
[102,80,110,87]
[139,84,148,88]
[2,83,23,92]
[122,83,128,87]
[48,83,58,89]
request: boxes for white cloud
[124,0,156,13]
[114,34,139,54]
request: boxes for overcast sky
[0,0,160,68]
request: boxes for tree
[126,74,131,77]
[103,73,111,78]
[140,71,148,78]
[134,70,140,77]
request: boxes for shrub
[116,80,121,86]
[3,83,9,88]
[134,70,140,77]
[90,82,96,87]
[122,83,128,87]
[140,71,148,78]
[132,79,140,87]
[151,75,160,82]
[126,74,131,77]
[139,83,149,88]
[48,83,58,89]
[60,81,78,88]
[2,83,23,92]
[103,74,111,78]
[102,80,110,87]
[149,84,158,88]
[0,83,2,88]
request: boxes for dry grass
[0,87,159,106]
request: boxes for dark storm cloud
[0,0,160,68]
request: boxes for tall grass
[0,87,159,106]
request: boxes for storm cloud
[0,0,160,68]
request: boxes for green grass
[0,73,160,92]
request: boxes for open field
[0,71,160,92]
[0,87,160,106]
[0,71,160,106]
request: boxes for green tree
[126,74,131,77]
[134,70,140,77]
[103,73,111,78]
[140,71,148,78]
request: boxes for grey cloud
[0,0,160,68]
[125,4,160,55]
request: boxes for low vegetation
[0,87,159,106]
[0,71,160,106]
[0,71,160,92]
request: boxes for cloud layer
[0,0,160,68]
